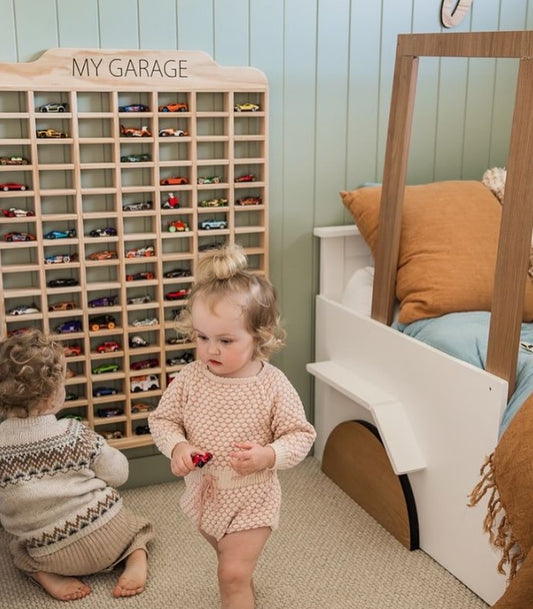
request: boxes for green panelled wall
[0,0,531,485]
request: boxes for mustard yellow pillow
[341,180,533,324]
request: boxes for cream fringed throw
[469,392,533,608]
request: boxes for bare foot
[29,571,91,601]
[112,548,148,598]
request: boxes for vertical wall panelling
[98,0,140,49]
[13,0,58,61]
[314,0,351,229]
[176,1,215,56]
[213,0,250,66]
[279,0,318,401]
[344,0,382,199]
[138,0,177,50]
[0,0,17,61]
[57,0,100,48]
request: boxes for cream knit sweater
[0,415,127,557]
[149,360,316,471]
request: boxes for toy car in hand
[158,102,188,112]
[120,124,151,137]
[192,452,213,468]
[44,229,77,239]
[2,207,34,217]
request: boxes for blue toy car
[44,229,77,239]
[55,319,82,334]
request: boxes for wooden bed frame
[308,31,533,605]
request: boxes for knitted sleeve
[266,369,316,470]
[92,440,130,488]
[148,366,191,458]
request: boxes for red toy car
[160,176,189,186]
[165,289,190,300]
[120,124,152,137]
[168,220,189,232]
[96,341,120,353]
[234,174,255,183]
[0,182,27,191]
[192,452,213,468]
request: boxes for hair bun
[197,244,248,282]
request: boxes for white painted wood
[310,226,509,604]
[306,360,426,474]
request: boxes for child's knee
[217,560,252,588]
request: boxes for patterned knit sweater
[0,415,128,557]
[149,360,316,471]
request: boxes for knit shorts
[180,468,282,541]
[9,507,153,576]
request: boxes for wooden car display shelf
[0,49,269,449]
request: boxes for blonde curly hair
[0,330,65,418]
[176,244,286,360]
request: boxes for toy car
[131,374,160,392]
[96,407,123,417]
[39,102,68,112]
[132,317,158,326]
[7,327,33,338]
[45,253,76,263]
[160,176,189,186]
[159,128,189,137]
[125,245,155,258]
[103,430,124,440]
[44,229,76,239]
[158,102,189,112]
[166,351,194,366]
[55,319,82,334]
[48,277,78,287]
[120,124,151,137]
[8,304,40,315]
[131,402,153,413]
[5,231,36,242]
[119,104,149,112]
[130,335,148,348]
[199,198,228,207]
[199,219,228,230]
[89,314,116,331]
[93,363,119,374]
[163,268,191,278]
[162,193,179,209]
[236,196,262,206]
[192,452,213,468]
[0,156,29,165]
[120,153,151,162]
[130,358,159,371]
[93,387,118,397]
[127,294,152,304]
[89,227,117,237]
[235,174,255,183]
[96,341,120,353]
[65,393,78,401]
[165,289,190,300]
[36,128,68,138]
[88,295,117,307]
[88,250,118,260]
[197,176,222,185]
[135,425,151,435]
[0,182,27,191]
[234,102,260,112]
[167,220,189,232]
[126,271,155,281]
[64,343,82,357]
[2,207,35,217]
[48,300,76,311]
[122,201,153,211]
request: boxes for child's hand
[229,442,275,475]
[170,442,202,477]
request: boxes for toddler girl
[149,244,316,609]
[0,330,153,601]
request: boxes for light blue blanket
[394,311,533,437]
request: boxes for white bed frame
[307,225,508,605]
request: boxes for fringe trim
[468,452,524,580]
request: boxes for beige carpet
[1,458,489,608]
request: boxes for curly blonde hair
[0,330,65,418]
[176,245,286,360]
